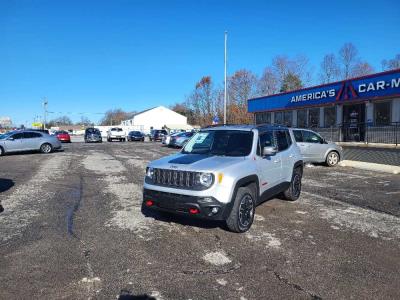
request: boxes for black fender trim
[222,175,259,219]
[294,160,303,169]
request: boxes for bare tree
[382,54,400,70]
[47,116,73,127]
[352,61,374,77]
[257,67,278,96]
[339,43,358,79]
[185,76,216,126]
[76,116,93,126]
[271,55,312,88]
[227,69,258,124]
[280,72,303,92]
[319,54,340,83]
[100,109,132,126]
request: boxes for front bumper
[142,188,229,220]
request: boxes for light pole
[42,97,48,129]
[224,31,228,125]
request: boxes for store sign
[248,69,400,112]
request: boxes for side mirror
[263,146,277,156]
[7,137,14,141]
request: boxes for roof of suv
[202,124,289,132]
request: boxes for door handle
[273,159,281,163]
[289,154,294,158]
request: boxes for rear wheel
[0,146,4,156]
[283,167,302,201]
[40,143,52,154]
[226,186,255,233]
[326,151,339,167]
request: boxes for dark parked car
[54,130,71,143]
[127,131,145,142]
[84,128,102,143]
[150,129,168,142]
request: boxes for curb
[339,160,400,175]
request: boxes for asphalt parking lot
[0,140,399,299]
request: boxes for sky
[1,0,399,126]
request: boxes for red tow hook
[145,200,154,207]
[189,207,199,214]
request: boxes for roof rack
[202,123,252,128]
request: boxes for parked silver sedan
[0,130,62,156]
[291,128,343,166]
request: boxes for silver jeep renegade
[142,125,303,232]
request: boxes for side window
[24,132,42,139]
[302,131,322,143]
[11,133,24,140]
[257,131,275,156]
[293,130,303,142]
[276,130,289,152]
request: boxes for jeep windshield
[182,130,253,157]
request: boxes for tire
[326,151,339,167]
[40,143,53,154]
[226,186,256,233]
[283,167,302,201]
[0,146,4,156]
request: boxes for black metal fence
[311,122,399,145]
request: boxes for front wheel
[40,143,53,154]
[226,186,255,233]
[0,146,4,156]
[283,167,302,201]
[326,151,339,167]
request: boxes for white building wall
[122,106,188,134]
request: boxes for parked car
[0,130,62,155]
[142,124,303,233]
[149,129,168,142]
[162,132,180,145]
[107,127,126,142]
[127,131,145,142]
[168,131,194,148]
[291,128,343,167]
[54,130,71,143]
[84,128,102,143]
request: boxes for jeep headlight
[146,167,154,179]
[196,172,214,188]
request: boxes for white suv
[142,125,303,232]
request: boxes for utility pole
[42,97,48,129]
[224,31,228,125]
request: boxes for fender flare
[222,175,259,219]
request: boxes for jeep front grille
[153,168,196,188]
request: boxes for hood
[148,153,245,172]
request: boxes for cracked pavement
[0,141,399,299]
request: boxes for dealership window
[283,111,292,127]
[374,101,391,125]
[324,107,336,127]
[255,112,271,124]
[275,112,283,125]
[308,108,320,128]
[297,109,307,128]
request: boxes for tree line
[47,109,136,127]
[171,43,400,127]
